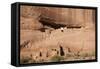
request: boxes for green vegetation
[50,55,64,62]
[90,51,95,56]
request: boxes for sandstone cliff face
[20,6,95,29]
[20,5,96,64]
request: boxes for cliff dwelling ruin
[20,5,96,64]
